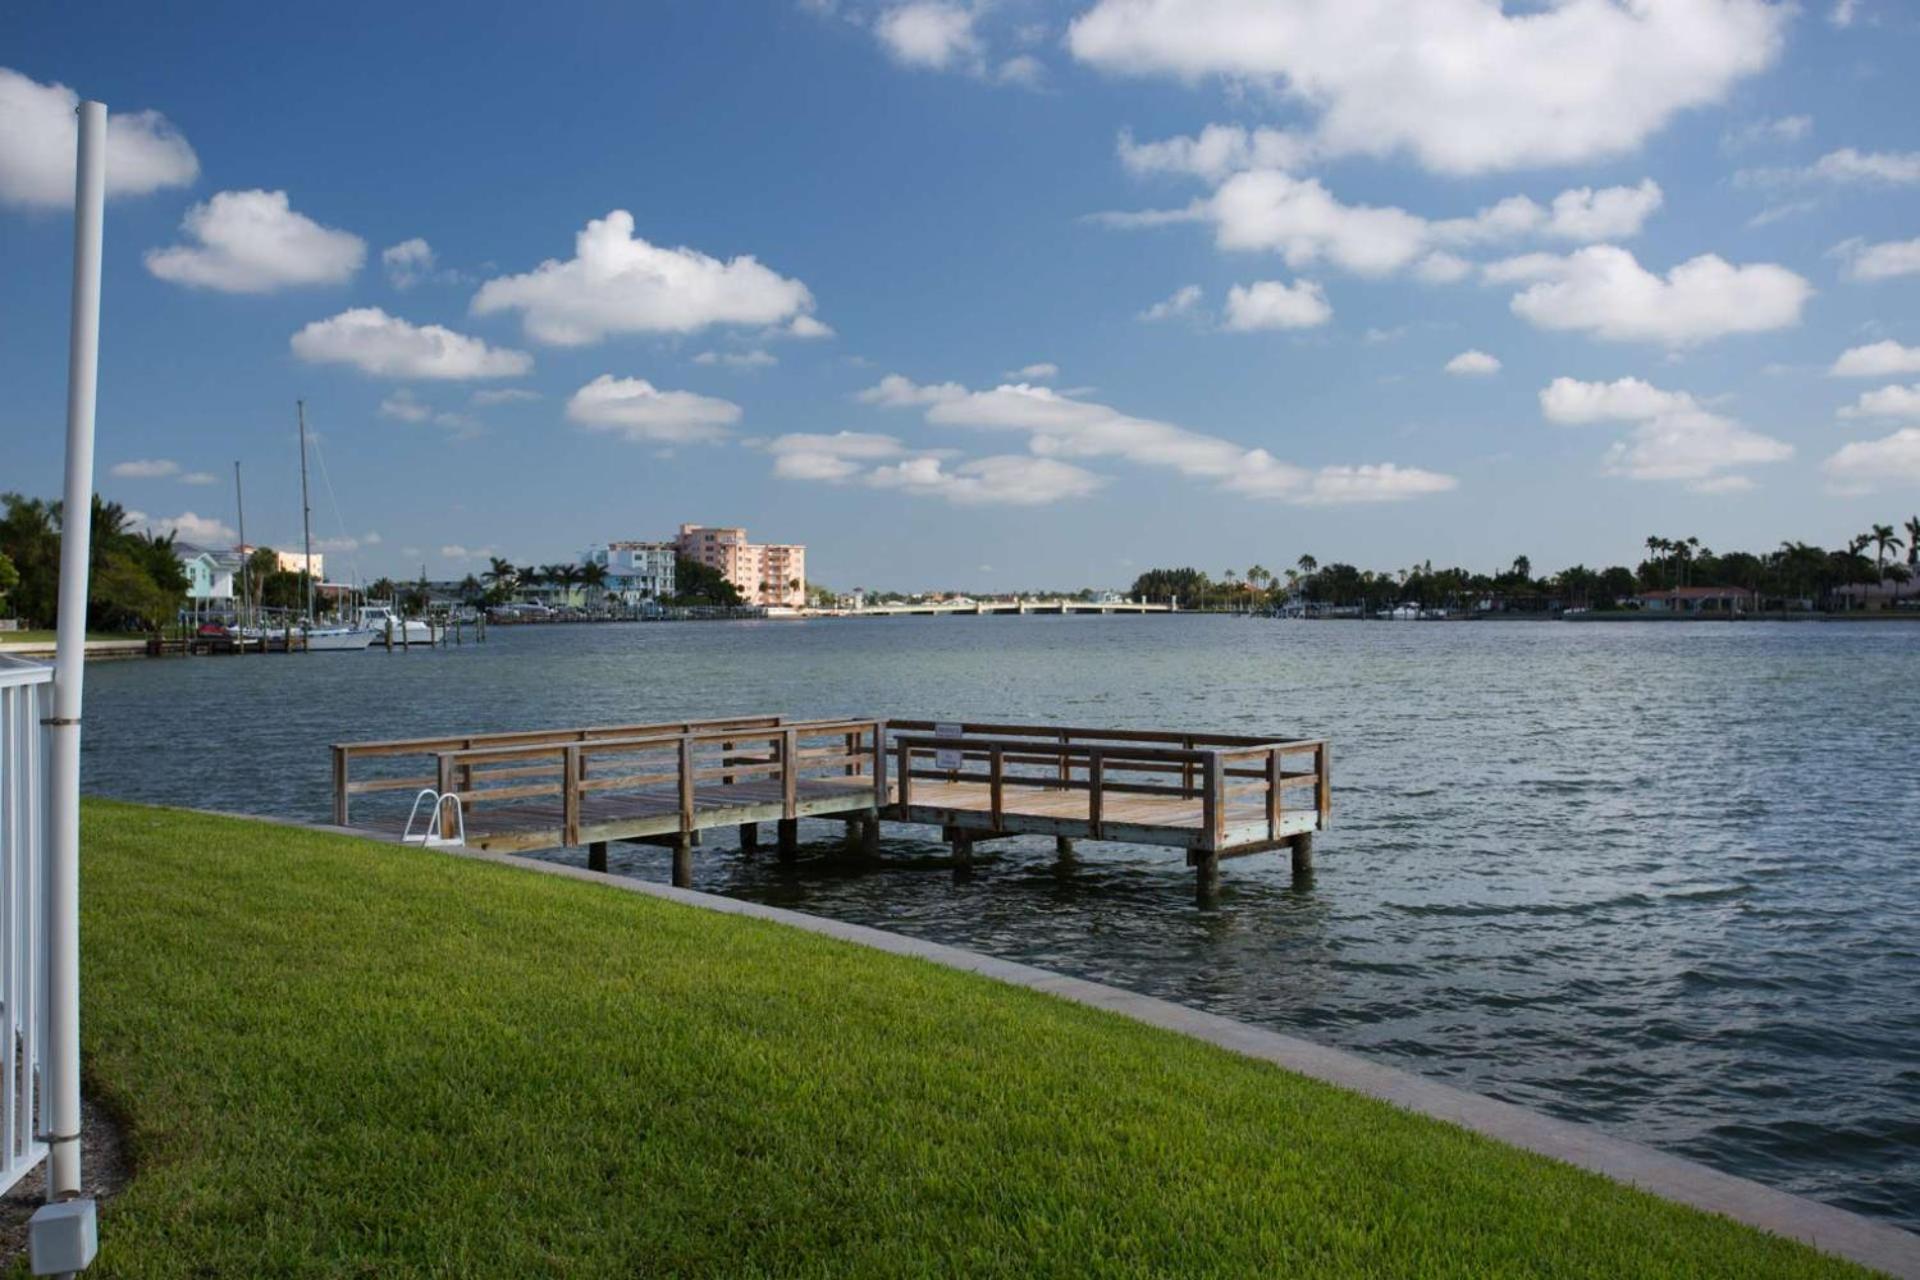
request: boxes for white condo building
[583,541,677,604]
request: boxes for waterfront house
[584,541,677,605]
[1633,586,1756,615]
[173,542,242,611]
[674,524,806,608]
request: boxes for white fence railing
[0,657,51,1194]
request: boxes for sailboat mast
[233,459,249,627]
[298,399,315,624]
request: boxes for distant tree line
[1,492,189,631]
[1130,519,1920,613]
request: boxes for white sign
[934,721,963,771]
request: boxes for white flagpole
[46,97,107,1204]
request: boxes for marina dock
[331,715,1329,896]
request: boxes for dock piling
[672,835,692,888]
[777,818,799,862]
[951,831,974,879]
[588,841,608,873]
[1290,832,1314,880]
[1194,850,1221,903]
[1055,835,1076,861]
[860,815,880,859]
[739,822,759,851]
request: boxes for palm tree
[482,556,516,589]
[1869,523,1902,580]
[1905,515,1920,567]
[579,561,608,609]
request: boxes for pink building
[674,524,807,608]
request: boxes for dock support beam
[1194,850,1221,903]
[588,841,608,873]
[739,821,759,852]
[671,835,693,888]
[1055,836,1076,861]
[1289,832,1315,883]
[777,818,799,862]
[951,831,974,879]
[860,815,880,859]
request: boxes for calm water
[80,617,1920,1227]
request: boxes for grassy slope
[76,801,1865,1278]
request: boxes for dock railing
[358,718,887,845]
[331,715,794,826]
[885,720,1327,851]
[0,657,51,1194]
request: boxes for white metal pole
[46,98,106,1201]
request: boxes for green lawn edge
[69,799,1872,1278]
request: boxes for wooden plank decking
[330,714,1330,895]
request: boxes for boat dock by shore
[329,715,1330,900]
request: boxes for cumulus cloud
[1504,246,1812,346]
[469,387,542,407]
[861,374,1454,504]
[382,238,436,289]
[1444,350,1501,377]
[866,455,1106,505]
[565,375,741,444]
[471,210,820,345]
[1837,384,1920,420]
[1831,237,1920,282]
[1221,279,1330,331]
[766,431,912,482]
[1298,464,1458,505]
[1539,375,1791,488]
[127,510,236,545]
[1824,429,1920,494]
[292,308,533,379]
[1067,0,1783,175]
[1007,362,1059,380]
[874,3,980,70]
[377,390,433,423]
[179,471,218,486]
[1104,170,1662,279]
[1138,284,1204,322]
[0,68,199,209]
[693,348,778,369]
[1723,115,1814,151]
[145,190,365,293]
[1118,124,1313,182]
[109,459,181,479]
[1831,341,1920,379]
[1812,148,1920,184]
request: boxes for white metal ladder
[401,789,466,848]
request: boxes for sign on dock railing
[0,658,52,1196]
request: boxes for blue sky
[3,0,1918,590]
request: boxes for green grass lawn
[74,800,1867,1277]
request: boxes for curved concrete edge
[190,809,1917,1278]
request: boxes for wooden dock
[331,715,1329,896]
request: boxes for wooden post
[331,747,349,826]
[781,728,799,819]
[860,814,880,859]
[1195,850,1221,902]
[895,738,912,808]
[672,835,692,888]
[951,830,973,877]
[842,819,862,852]
[873,722,890,812]
[562,745,581,846]
[1201,753,1221,854]
[989,745,1004,831]
[588,841,608,873]
[777,818,799,862]
[740,822,759,851]
[1266,749,1280,841]
[1316,742,1332,829]
[679,736,696,837]
[1055,835,1075,861]
[1290,831,1314,881]
[1087,749,1104,839]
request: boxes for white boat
[302,624,374,652]
[358,605,441,646]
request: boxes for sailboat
[293,401,375,652]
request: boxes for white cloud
[1824,428,1920,493]
[1830,0,1861,26]
[767,431,910,482]
[109,459,181,479]
[1221,279,1330,331]
[1117,124,1313,182]
[1297,464,1457,505]
[1444,350,1501,377]
[145,190,365,293]
[469,387,541,406]
[1506,246,1812,346]
[292,308,533,380]
[1812,148,1920,184]
[1837,384,1920,421]
[179,471,218,486]
[1138,284,1204,322]
[471,210,820,345]
[1831,237,1920,282]
[439,544,496,561]
[1831,341,1920,379]
[1113,171,1662,280]
[378,390,434,423]
[862,374,1454,504]
[0,68,199,209]
[693,349,778,369]
[1538,376,1791,486]
[1007,362,1059,380]
[1067,0,1783,175]
[128,510,236,545]
[875,3,981,70]
[315,532,382,554]
[866,455,1106,505]
[565,375,741,444]
[1723,115,1813,151]
[382,238,435,289]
